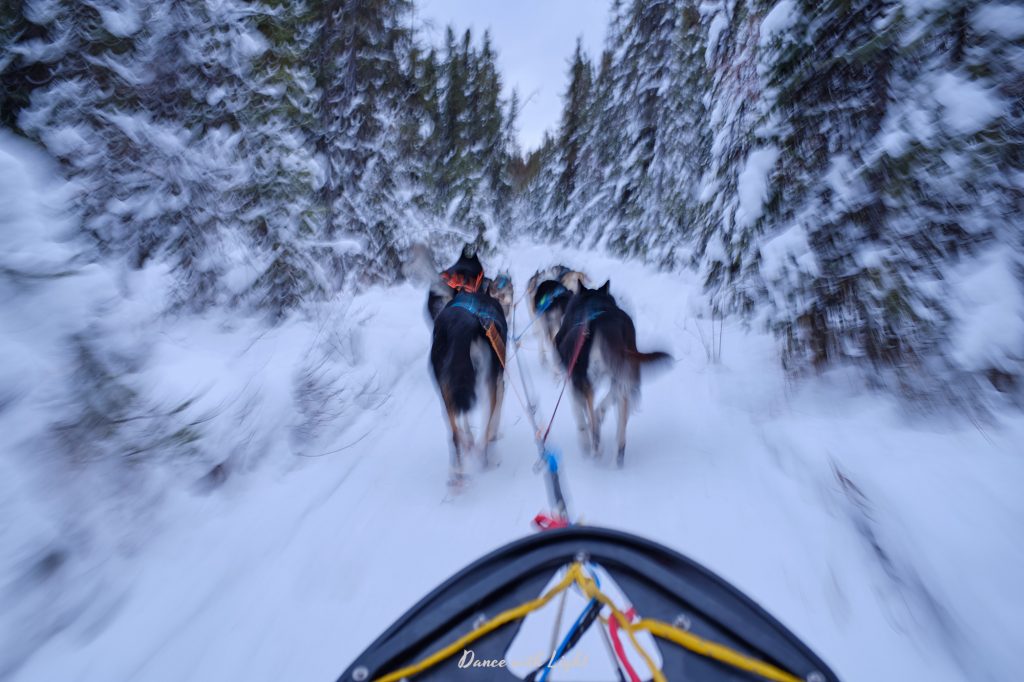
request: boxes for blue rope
[538,563,606,682]
[539,592,595,681]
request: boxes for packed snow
[4,229,1022,681]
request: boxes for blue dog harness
[449,294,507,366]
[492,274,511,291]
[536,283,568,314]
[449,295,502,326]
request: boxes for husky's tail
[627,350,673,398]
[627,349,673,366]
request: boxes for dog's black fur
[430,287,509,484]
[555,280,670,466]
[533,279,573,322]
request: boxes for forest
[4,0,1019,399]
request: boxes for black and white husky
[525,265,587,368]
[428,264,513,486]
[554,280,671,467]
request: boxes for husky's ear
[599,280,610,294]
[576,278,587,294]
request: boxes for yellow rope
[374,565,583,682]
[573,571,666,682]
[373,563,804,682]
[640,619,802,682]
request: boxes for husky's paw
[447,471,468,491]
[479,442,500,468]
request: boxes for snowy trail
[12,243,1024,682]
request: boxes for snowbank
[0,132,379,678]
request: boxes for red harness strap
[442,269,484,293]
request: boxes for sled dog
[525,265,587,368]
[554,280,670,466]
[429,257,511,486]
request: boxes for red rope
[608,606,641,682]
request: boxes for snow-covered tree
[241,0,329,319]
[552,38,594,220]
[317,0,414,283]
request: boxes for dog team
[425,246,670,487]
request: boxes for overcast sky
[415,0,609,152]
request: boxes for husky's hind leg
[615,390,629,467]
[446,404,466,487]
[586,386,602,457]
[570,384,595,456]
[459,413,475,453]
[594,389,614,428]
[483,372,504,468]
[572,382,600,457]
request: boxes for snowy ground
[8,241,1024,682]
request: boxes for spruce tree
[243,0,329,319]
[694,0,772,316]
[0,0,45,131]
[317,0,414,284]
[601,0,678,259]
[553,38,593,217]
